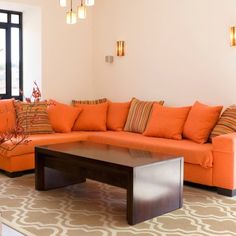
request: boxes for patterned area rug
[0,173,236,236]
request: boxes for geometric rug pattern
[0,173,236,236]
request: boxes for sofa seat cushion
[87,131,213,168]
[1,132,90,158]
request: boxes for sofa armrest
[212,132,236,190]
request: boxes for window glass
[0,10,22,99]
[0,28,6,94]
[11,27,20,96]
[11,14,19,24]
[0,13,7,23]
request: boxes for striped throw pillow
[124,98,164,133]
[72,98,107,106]
[210,105,236,140]
[15,101,53,134]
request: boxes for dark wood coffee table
[35,141,183,225]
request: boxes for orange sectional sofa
[1,98,236,197]
[1,130,235,196]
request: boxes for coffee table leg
[35,151,45,190]
[127,160,183,225]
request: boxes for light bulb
[78,4,86,19]
[66,11,77,24]
[85,0,95,6]
[59,0,67,7]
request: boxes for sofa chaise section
[0,132,89,176]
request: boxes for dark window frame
[0,9,23,100]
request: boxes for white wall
[1,0,236,106]
[92,0,236,106]
[0,0,94,103]
[0,1,41,98]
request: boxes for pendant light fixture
[59,0,94,24]
[66,0,77,24]
[78,0,86,19]
[59,0,67,7]
[85,0,94,6]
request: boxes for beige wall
[0,0,94,103]
[92,0,236,106]
[2,0,236,106]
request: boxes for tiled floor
[2,224,24,236]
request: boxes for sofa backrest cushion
[183,101,223,144]
[47,100,82,133]
[124,98,164,134]
[107,101,130,131]
[0,99,16,133]
[210,105,236,140]
[72,98,107,106]
[144,104,191,140]
[14,101,54,134]
[73,102,108,131]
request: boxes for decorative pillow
[72,98,107,106]
[73,102,108,131]
[15,101,53,134]
[124,98,164,133]
[183,101,223,144]
[210,105,236,140]
[144,104,191,140]
[47,100,81,133]
[107,101,130,131]
[0,99,16,133]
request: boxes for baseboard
[1,169,34,178]
[217,187,236,197]
[184,181,236,197]
[184,181,217,192]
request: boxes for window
[0,9,23,100]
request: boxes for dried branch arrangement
[0,82,42,154]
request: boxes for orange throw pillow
[48,101,81,133]
[73,102,108,131]
[144,104,191,140]
[107,102,130,131]
[0,99,16,133]
[183,101,223,144]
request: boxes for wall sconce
[117,41,125,56]
[230,26,236,47]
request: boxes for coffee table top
[36,141,182,168]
